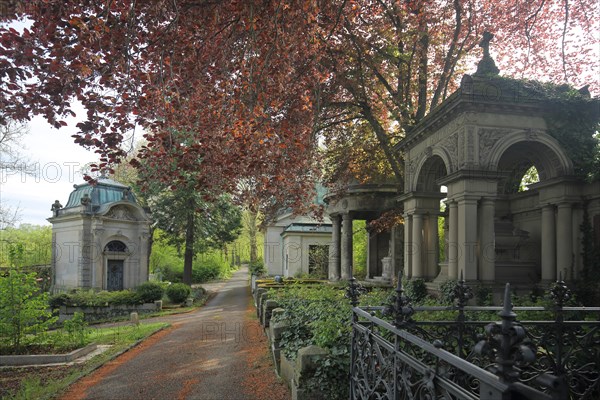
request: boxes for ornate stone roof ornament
[474,31,500,76]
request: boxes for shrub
[62,312,89,347]
[248,260,266,276]
[136,282,164,303]
[49,293,70,309]
[49,289,142,307]
[439,279,457,305]
[403,278,428,303]
[269,285,393,399]
[160,264,183,283]
[192,262,221,283]
[166,283,191,303]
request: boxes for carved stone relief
[440,133,458,172]
[478,128,510,167]
[106,206,136,221]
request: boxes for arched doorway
[104,240,128,291]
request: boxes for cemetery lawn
[0,322,169,400]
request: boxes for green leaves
[0,269,56,350]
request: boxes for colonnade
[328,213,353,280]
[402,193,497,282]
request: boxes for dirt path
[61,268,289,400]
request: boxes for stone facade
[263,211,332,278]
[397,73,600,285]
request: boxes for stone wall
[59,302,161,323]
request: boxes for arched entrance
[400,155,448,280]
[104,240,128,291]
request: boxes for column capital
[480,196,496,204]
[454,195,481,204]
[557,201,573,209]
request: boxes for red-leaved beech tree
[1,1,598,213]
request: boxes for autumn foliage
[1,1,598,211]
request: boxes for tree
[1,1,597,213]
[147,178,242,285]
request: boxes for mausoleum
[48,174,151,293]
[263,186,332,278]
[397,37,600,287]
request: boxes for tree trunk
[183,197,195,285]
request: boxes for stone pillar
[448,201,459,280]
[411,213,424,278]
[457,197,478,281]
[426,214,438,279]
[556,202,573,280]
[341,213,353,280]
[541,205,556,281]
[404,213,412,277]
[328,215,341,281]
[367,225,377,278]
[479,198,496,282]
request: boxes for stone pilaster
[541,205,556,281]
[479,198,495,282]
[448,201,459,280]
[556,202,573,279]
[404,213,412,277]
[328,215,341,281]
[457,197,478,281]
[426,214,438,279]
[411,213,424,278]
[341,213,353,280]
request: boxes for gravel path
[61,267,288,400]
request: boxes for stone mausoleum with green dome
[48,173,151,293]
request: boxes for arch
[414,154,449,193]
[104,240,128,253]
[487,130,573,179]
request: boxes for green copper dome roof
[64,175,136,209]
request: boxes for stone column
[479,198,495,282]
[541,205,556,281]
[404,213,412,277]
[411,213,424,278]
[341,213,353,280]
[556,202,573,280]
[457,196,478,281]
[426,214,438,279]
[448,201,458,280]
[328,215,341,281]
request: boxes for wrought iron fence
[348,276,600,400]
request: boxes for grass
[0,322,169,400]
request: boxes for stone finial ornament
[474,31,500,76]
[51,200,63,216]
[81,193,91,206]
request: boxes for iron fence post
[453,271,473,357]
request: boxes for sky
[0,107,103,226]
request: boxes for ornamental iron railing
[348,275,600,400]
